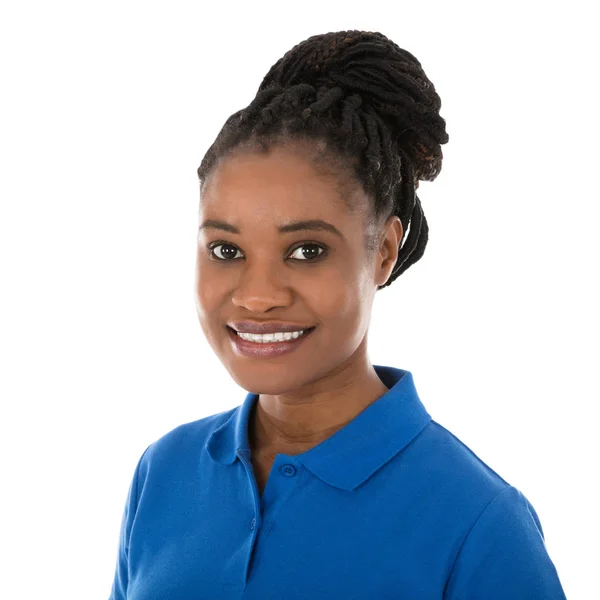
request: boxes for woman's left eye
[288,243,326,261]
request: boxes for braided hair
[197,30,449,289]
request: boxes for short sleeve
[108,445,151,600]
[444,485,567,600]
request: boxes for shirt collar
[206,365,432,491]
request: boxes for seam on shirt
[443,483,513,595]
[520,488,546,541]
[133,443,150,507]
[125,442,153,560]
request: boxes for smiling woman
[108,30,567,600]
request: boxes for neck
[249,358,389,456]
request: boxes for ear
[374,216,403,287]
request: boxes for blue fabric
[109,365,567,599]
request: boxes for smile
[227,326,316,358]
[235,329,308,343]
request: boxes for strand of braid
[197,30,449,289]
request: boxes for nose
[231,259,293,313]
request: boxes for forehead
[200,144,360,223]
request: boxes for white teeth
[236,329,307,343]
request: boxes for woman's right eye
[208,243,243,261]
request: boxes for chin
[224,361,308,395]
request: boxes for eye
[207,241,327,262]
[208,242,243,261]
[288,243,326,261]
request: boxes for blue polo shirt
[109,365,567,599]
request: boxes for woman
[109,30,567,599]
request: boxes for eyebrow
[198,219,344,239]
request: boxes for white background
[1,1,597,598]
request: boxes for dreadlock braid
[197,30,449,289]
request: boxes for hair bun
[258,30,449,183]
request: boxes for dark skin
[195,142,402,497]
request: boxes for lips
[227,324,315,358]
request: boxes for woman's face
[195,143,400,395]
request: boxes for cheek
[309,269,364,327]
[194,259,223,325]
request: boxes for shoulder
[405,419,513,522]
[411,421,566,595]
[443,483,566,598]
[421,422,545,538]
[416,419,510,489]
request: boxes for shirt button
[281,464,297,477]
[250,518,256,530]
